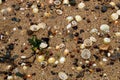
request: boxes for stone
[111,13,119,20]
[38,22,47,29]
[39,42,48,49]
[75,15,82,22]
[81,49,91,59]
[30,25,40,31]
[100,24,110,32]
[58,72,68,80]
[48,57,56,64]
[116,10,120,15]
[59,57,66,63]
[83,39,92,47]
[78,2,85,9]
[103,38,111,44]
[37,55,45,62]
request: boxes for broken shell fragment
[81,49,91,59]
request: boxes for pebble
[115,32,120,37]
[63,0,69,5]
[78,2,85,9]
[23,66,27,70]
[55,9,63,15]
[99,44,110,51]
[0,0,2,4]
[111,13,119,20]
[109,2,116,7]
[38,22,47,29]
[48,57,56,64]
[116,10,120,15]
[54,0,61,5]
[81,49,91,59]
[37,55,45,62]
[83,39,92,47]
[7,76,13,80]
[69,0,76,6]
[75,15,82,22]
[59,57,66,64]
[33,7,39,13]
[66,23,72,29]
[21,56,26,59]
[71,20,78,26]
[101,5,108,13]
[80,44,85,49]
[66,16,74,22]
[76,66,82,71]
[90,28,98,33]
[103,58,108,62]
[100,24,110,32]
[39,42,48,49]
[58,72,68,80]
[30,25,40,31]
[64,48,69,55]
[103,37,111,44]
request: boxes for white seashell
[59,57,66,64]
[81,49,91,59]
[39,42,48,48]
[66,16,74,22]
[78,2,85,9]
[116,10,120,15]
[0,0,2,4]
[30,25,40,31]
[75,15,82,22]
[103,38,111,44]
[66,23,72,29]
[63,0,69,5]
[100,24,110,32]
[58,72,68,80]
[111,13,119,20]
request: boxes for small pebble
[37,55,45,62]
[81,49,91,59]
[69,0,76,6]
[39,42,48,49]
[78,2,85,9]
[66,23,72,29]
[63,0,69,5]
[66,16,74,22]
[71,20,78,26]
[109,2,116,7]
[59,57,66,64]
[111,13,119,20]
[0,0,2,4]
[58,72,68,80]
[75,15,82,22]
[33,7,39,13]
[7,76,13,80]
[64,48,69,55]
[101,5,108,13]
[115,32,120,37]
[116,10,120,15]
[90,36,97,42]
[48,57,56,64]
[103,58,108,62]
[83,39,92,47]
[55,9,63,15]
[23,66,27,70]
[100,24,110,32]
[90,28,98,33]
[30,25,40,31]
[103,37,111,44]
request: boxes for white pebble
[23,66,27,70]
[66,16,74,22]
[0,0,2,4]
[30,25,40,31]
[92,63,97,67]
[81,49,91,59]
[21,56,26,59]
[33,7,39,13]
[48,57,56,64]
[58,72,68,80]
[80,44,85,49]
[100,24,110,32]
[7,76,13,80]
[107,53,111,57]
[78,2,85,9]
[111,13,119,20]
[39,42,48,49]
[109,2,116,6]
[55,60,59,64]
[59,57,66,64]
[103,38,111,44]
[116,10,120,15]
[71,20,78,26]
[90,28,98,33]
[63,0,69,5]
[75,15,82,22]
[64,48,69,55]
[115,32,120,37]
[66,23,72,29]
[103,58,108,62]
[38,22,47,29]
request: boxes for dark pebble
[95,5,100,9]
[101,5,108,13]
[72,26,78,30]
[81,65,86,69]
[18,26,22,30]
[11,17,21,22]
[27,30,33,35]
[69,0,76,6]
[8,43,14,50]
[116,3,120,9]
[76,71,84,78]
[96,68,102,72]
[12,4,20,10]
[20,49,24,53]
[74,32,79,37]
[51,71,56,75]
[26,2,33,8]
[41,37,49,43]
[80,29,84,34]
